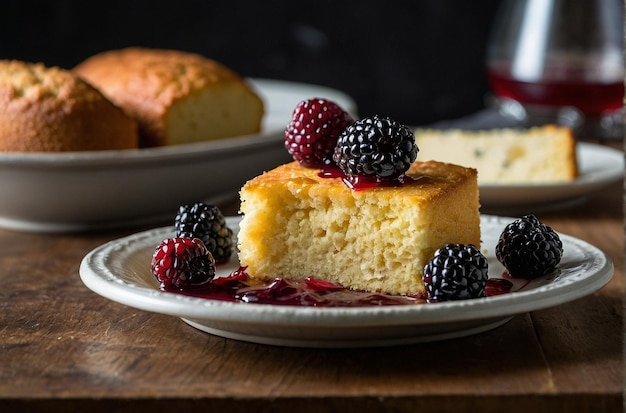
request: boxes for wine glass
[486,0,624,139]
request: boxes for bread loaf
[74,47,265,147]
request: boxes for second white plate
[479,142,624,214]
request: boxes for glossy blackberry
[332,115,418,180]
[151,237,215,290]
[284,98,354,167]
[495,215,563,278]
[422,244,488,302]
[175,202,234,263]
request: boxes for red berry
[151,237,215,290]
[284,98,354,167]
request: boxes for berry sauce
[484,278,514,296]
[319,165,415,190]
[167,267,515,307]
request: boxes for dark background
[0,0,502,126]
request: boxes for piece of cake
[238,160,480,296]
[413,125,578,184]
[0,60,138,152]
[73,47,264,147]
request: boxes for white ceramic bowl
[0,78,357,232]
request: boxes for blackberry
[495,215,563,278]
[151,237,215,290]
[332,115,418,180]
[175,202,234,263]
[423,244,488,302]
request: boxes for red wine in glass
[486,0,624,138]
[488,64,624,116]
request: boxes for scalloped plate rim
[79,215,614,329]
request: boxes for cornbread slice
[74,47,264,147]
[238,161,481,296]
[413,125,578,184]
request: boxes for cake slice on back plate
[413,125,578,184]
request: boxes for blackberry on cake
[175,202,234,263]
[333,115,418,181]
[496,215,563,278]
[284,98,354,167]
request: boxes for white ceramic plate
[479,143,624,214]
[79,215,613,348]
[0,78,357,233]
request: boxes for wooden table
[0,140,623,413]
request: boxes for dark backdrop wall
[0,0,501,126]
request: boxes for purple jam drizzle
[484,278,514,296]
[168,267,516,307]
[318,164,343,179]
[318,165,415,190]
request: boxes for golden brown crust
[73,47,264,147]
[244,160,478,201]
[0,60,138,152]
